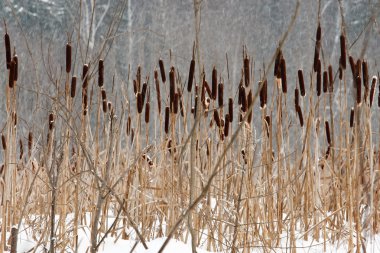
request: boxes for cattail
[244,56,250,87]
[296,105,304,127]
[19,139,23,160]
[363,61,369,101]
[214,110,221,127]
[71,76,77,98]
[328,65,333,92]
[66,43,72,73]
[224,114,230,137]
[102,99,107,113]
[370,76,377,107]
[5,27,11,69]
[317,68,321,96]
[339,67,343,80]
[356,59,362,78]
[247,90,253,123]
[187,59,195,92]
[164,106,170,134]
[1,134,6,150]
[136,65,141,90]
[13,112,17,126]
[350,107,354,128]
[349,56,356,78]
[9,59,15,88]
[212,67,217,100]
[49,113,54,130]
[265,115,271,137]
[356,76,362,104]
[295,88,299,107]
[169,67,175,111]
[137,92,143,113]
[13,52,18,81]
[145,102,150,123]
[131,128,134,145]
[141,82,147,105]
[325,121,331,145]
[313,46,320,73]
[340,34,346,69]
[323,71,328,93]
[228,98,233,122]
[241,88,248,112]
[159,59,166,83]
[126,116,131,135]
[155,72,162,114]
[193,96,198,118]
[298,69,305,96]
[280,58,287,93]
[133,79,137,94]
[316,23,322,41]
[82,64,89,88]
[204,81,211,97]
[173,93,179,114]
[28,131,33,156]
[274,49,282,78]
[259,80,267,108]
[108,101,112,113]
[218,82,224,108]
[179,96,185,117]
[101,89,107,101]
[98,59,104,87]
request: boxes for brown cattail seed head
[19,139,23,159]
[13,53,18,81]
[356,76,362,104]
[244,56,250,87]
[145,102,150,123]
[316,23,322,41]
[169,67,175,111]
[141,82,147,105]
[274,49,282,78]
[323,71,328,93]
[298,69,305,96]
[296,105,304,127]
[136,65,141,89]
[218,82,224,108]
[265,115,271,137]
[212,67,217,100]
[328,65,333,92]
[98,59,104,87]
[82,64,89,88]
[133,79,137,95]
[107,101,112,112]
[214,110,221,127]
[240,87,248,112]
[325,121,331,145]
[126,116,131,135]
[339,67,343,80]
[295,88,300,107]
[71,76,77,98]
[280,58,287,93]
[224,114,230,137]
[9,59,15,88]
[66,43,72,73]
[204,81,211,98]
[187,59,195,92]
[173,93,179,114]
[49,113,54,130]
[247,90,253,123]
[349,56,356,78]
[28,131,33,155]
[101,89,107,101]
[1,134,6,150]
[350,107,354,128]
[228,98,233,122]
[155,75,161,114]
[102,99,107,113]
[317,69,321,96]
[137,92,143,113]
[164,106,170,134]
[340,34,346,69]
[370,76,377,107]
[159,59,166,83]
[5,31,11,69]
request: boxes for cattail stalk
[280,58,287,93]
[159,59,166,83]
[212,67,217,100]
[169,67,175,111]
[145,102,150,123]
[165,106,170,134]
[370,76,377,107]
[187,59,195,92]
[82,64,89,89]
[323,71,328,93]
[350,108,354,128]
[247,90,253,123]
[155,71,162,114]
[328,65,333,92]
[218,82,224,108]
[228,98,233,122]
[98,59,104,87]
[224,114,230,137]
[71,76,77,98]
[325,121,331,145]
[5,26,11,69]
[340,34,346,69]
[296,105,304,127]
[244,56,250,87]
